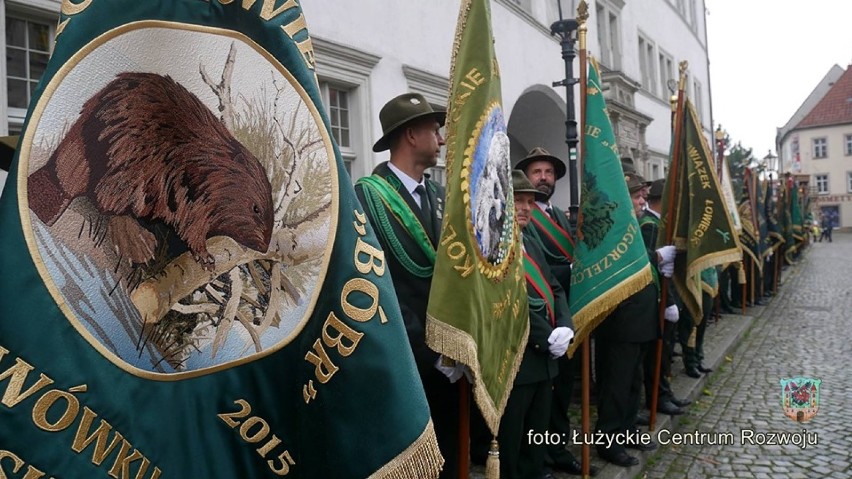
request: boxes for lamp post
[551,0,580,224]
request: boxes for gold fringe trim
[368,420,444,479]
[566,265,654,358]
[425,314,529,437]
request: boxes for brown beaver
[28,72,274,267]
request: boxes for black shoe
[685,366,701,378]
[753,299,767,306]
[635,411,650,426]
[552,457,599,476]
[626,440,658,452]
[597,449,639,467]
[671,396,692,407]
[698,364,713,373]
[672,349,682,357]
[657,399,686,416]
[720,306,734,314]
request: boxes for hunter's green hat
[514,147,567,180]
[625,172,651,194]
[372,93,446,152]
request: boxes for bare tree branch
[200,41,237,130]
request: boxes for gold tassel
[738,262,747,284]
[485,438,500,479]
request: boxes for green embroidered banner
[426,0,528,436]
[659,98,742,321]
[567,58,653,357]
[0,1,440,477]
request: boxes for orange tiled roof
[796,65,852,129]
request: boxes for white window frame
[595,2,622,71]
[637,34,656,96]
[3,6,57,135]
[847,172,852,193]
[318,82,356,176]
[312,37,379,182]
[815,174,829,194]
[658,50,674,101]
[693,79,703,120]
[845,134,852,156]
[813,137,827,159]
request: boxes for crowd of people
[356,92,773,479]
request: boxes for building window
[813,138,827,159]
[847,172,852,193]
[689,0,698,28]
[815,174,829,194]
[596,3,621,70]
[312,37,380,182]
[845,134,852,156]
[692,80,702,119]
[658,51,674,100]
[319,82,355,176]
[638,35,656,96]
[6,15,52,127]
[651,163,660,180]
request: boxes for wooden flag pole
[576,3,590,476]
[458,379,470,479]
[650,60,688,432]
[741,260,747,315]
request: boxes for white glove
[656,245,677,265]
[547,327,574,358]
[664,304,679,323]
[660,261,674,278]
[434,356,471,383]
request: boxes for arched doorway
[507,84,573,211]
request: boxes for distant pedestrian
[820,215,833,243]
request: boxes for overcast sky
[705,0,852,159]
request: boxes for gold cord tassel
[737,262,747,284]
[485,438,500,479]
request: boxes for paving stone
[631,235,852,479]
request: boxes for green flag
[426,0,528,436]
[567,58,653,357]
[0,2,441,477]
[660,99,742,321]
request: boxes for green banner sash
[357,175,436,277]
[530,207,575,261]
[524,250,555,325]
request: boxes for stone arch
[507,84,573,210]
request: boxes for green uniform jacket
[354,161,444,373]
[516,226,573,385]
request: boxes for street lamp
[551,0,580,224]
[763,150,778,182]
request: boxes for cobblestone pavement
[641,234,852,479]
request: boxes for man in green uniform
[594,173,664,467]
[498,170,574,479]
[354,93,460,478]
[639,179,691,420]
[515,147,595,476]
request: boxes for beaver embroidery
[28,72,274,268]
